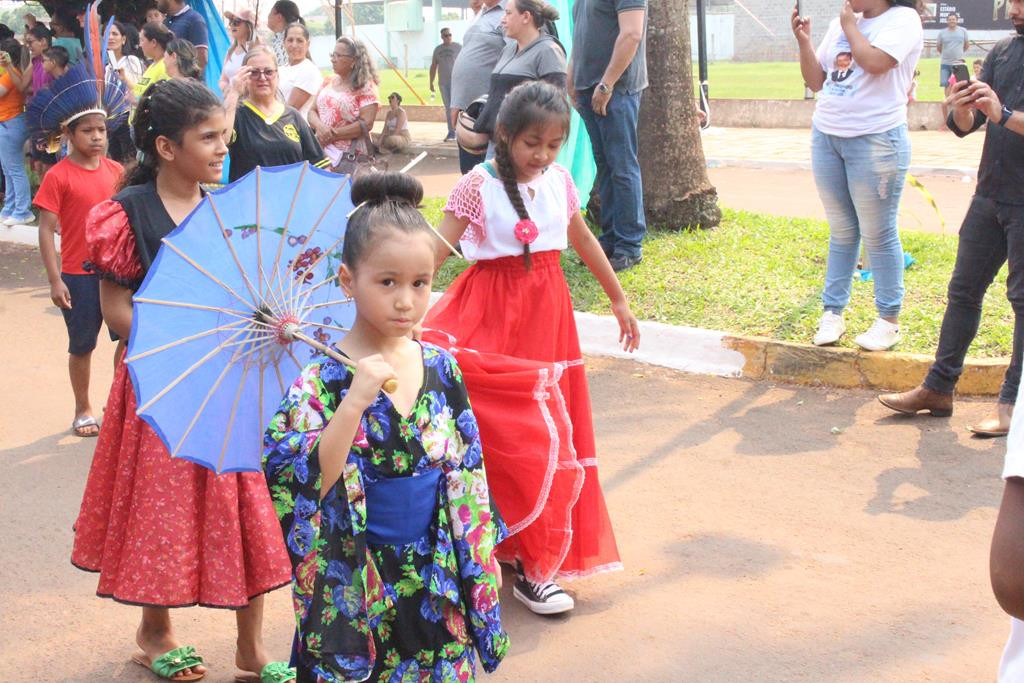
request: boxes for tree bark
[637,0,721,231]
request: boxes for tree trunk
[637,0,721,231]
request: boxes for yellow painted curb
[723,335,1007,396]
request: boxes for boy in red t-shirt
[36,112,123,437]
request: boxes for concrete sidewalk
[404,121,985,177]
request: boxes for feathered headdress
[25,2,130,150]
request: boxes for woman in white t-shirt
[218,7,260,95]
[277,22,321,119]
[793,0,923,352]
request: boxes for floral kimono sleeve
[263,358,334,531]
[442,354,510,673]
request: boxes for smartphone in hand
[950,63,971,85]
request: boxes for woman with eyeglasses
[308,36,380,172]
[219,6,260,96]
[223,46,330,183]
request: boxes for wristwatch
[596,81,611,95]
[999,105,1014,126]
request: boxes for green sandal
[260,662,297,683]
[132,646,205,681]
[235,661,296,683]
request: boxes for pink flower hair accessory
[514,219,539,245]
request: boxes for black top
[948,35,1024,205]
[228,103,330,182]
[474,35,567,136]
[116,182,178,283]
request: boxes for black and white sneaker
[513,563,574,615]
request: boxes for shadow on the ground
[600,379,860,494]
[663,533,791,579]
[866,414,1003,522]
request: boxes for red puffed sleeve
[83,199,144,290]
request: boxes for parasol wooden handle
[286,326,399,394]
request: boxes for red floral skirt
[424,250,621,582]
[71,357,292,608]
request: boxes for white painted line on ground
[573,311,745,377]
[425,292,744,378]
[0,224,42,247]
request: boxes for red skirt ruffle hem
[71,357,292,608]
[423,250,621,583]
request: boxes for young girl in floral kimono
[263,172,509,682]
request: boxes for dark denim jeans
[924,195,1024,404]
[575,87,646,259]
[459,144,486,175]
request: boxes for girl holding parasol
[72,79,295,683]
[263,172,509,682]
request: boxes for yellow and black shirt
[228,101,330,183]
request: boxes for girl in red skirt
[72,80,293,682]
[423,81,640,615]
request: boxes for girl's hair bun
[350,172,423,209]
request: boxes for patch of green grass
[698,57,947,102]
[421,198,1012,358]
[322,67,437,104]
[347,58,952,105]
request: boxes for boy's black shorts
[59,272,103,355]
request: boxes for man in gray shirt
[430,28,462,141]
[938,13,969,89]
[450,0,507,172]
[570,0,648,272]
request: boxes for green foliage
[421,198,1012,358]
[700,57,948,103]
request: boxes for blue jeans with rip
[811,124,910,320]
[576,87,646,259]
[0,114,31,220]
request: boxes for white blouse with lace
[444,162,580,262]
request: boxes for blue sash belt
[364,469,443,545]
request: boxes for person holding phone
[792,0,923,352]
[878,0,1024,439]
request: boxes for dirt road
[0,241,1012,682]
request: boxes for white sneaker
[1,216,17,226]
[855,318,901,351]
[813,311,846,346]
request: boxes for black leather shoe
[610,253,642,272]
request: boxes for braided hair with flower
[492,80,572,270]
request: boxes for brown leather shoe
[967,403,1014,438]
[878,385,953,417]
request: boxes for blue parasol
[125,162,361,473]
